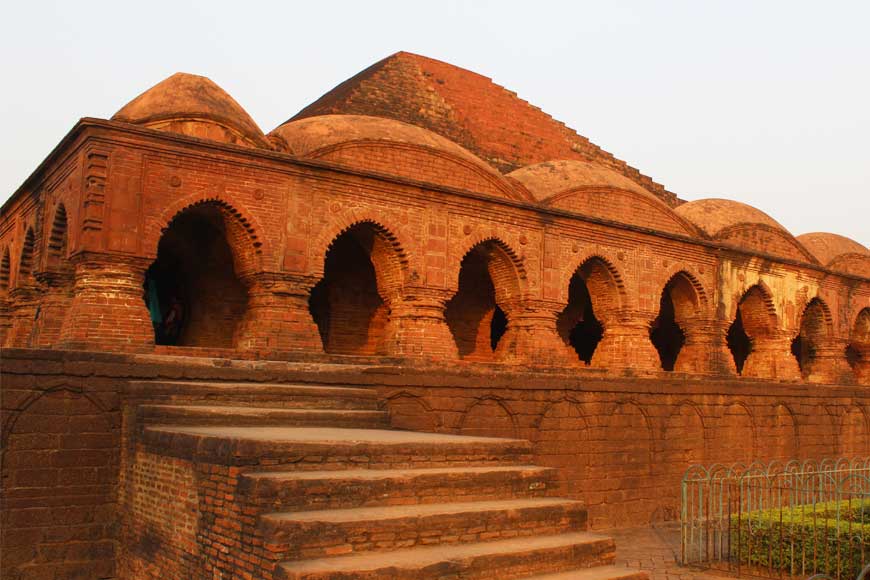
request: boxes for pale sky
[2,0,867,246]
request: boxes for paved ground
[608,525,736,580]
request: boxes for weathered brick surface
[0,348,866,578]
[0,54,868,579]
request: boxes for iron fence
[681,458,870,579]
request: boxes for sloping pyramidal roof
[289,52,677,206]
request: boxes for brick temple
[1,52,868,579]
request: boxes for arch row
[5,196,868,382]
[444,394,855,471]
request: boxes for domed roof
[507,160,698,237]
[271,114,495,169]
[270,114,520,200]
[507,160,653,201]
[674,198,787,237]
[112,72,269,148]
[796,232,869,265]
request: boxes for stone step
[522,566,650,580]
[261,498,586,558]
[127,380,380,410]
[142,426,533,470]
[138,404,389,428]
[276,531,615,580]
[240,465,558,511]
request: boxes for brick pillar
[851,343,870,386]
[58,253,153,352]
[235,272,322,352]
[676,317,737,375]
[742,331,801,381]
[0,296,10,346]
[806,337,855,384]
[32,271,75,348]
[592,311,661,374]
[5,285,40,347]
[382,287,459,361]
[496,299,577,367]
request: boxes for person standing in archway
[145,275,163,342]
[162,294,185,345]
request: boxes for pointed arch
[155,195,264,275]
[385,391,439,432]
[664,402,706,476]
[598,400,654,476]
[457,396,519,439]
[736,284,778,337]
[570,254,628,314]
[451,236,526,303]
[446,238,525,361]
[848,308,870,382]
[319,219,409,300]
[308,219,410,355]
[727,283,779,375]
[17,227,35,284]
[767,403,799,460]
[840,405,869,456]
[792,297,834,378]
[146,201,252,347]
[45,203,69,268]
[663,270,707,320]
[708,402,756,464]
[534,398,589,496]
[310,208,414,284]
[0,247,10,292]
[557,255,626,365]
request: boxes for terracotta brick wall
[380,378,870,528]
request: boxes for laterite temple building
[1,52,869,580]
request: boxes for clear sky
[2,0,867,246]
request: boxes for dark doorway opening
[557,274,604,365]
[145,203,247,347]
[727,310,752,374]
[649,291,686,371]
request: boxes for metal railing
[681,458,870,579]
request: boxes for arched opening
[846,308,869,379]
[650,291,684,371]
[18,228,35,282]
[728,285,775,375]
[445,241,519,361]
[557,270,603,364]
[557,258,618,365]
[0,247,10,291]
[792,298,828,378]
[309,222,401,355]
[45,204,69,269]
[649,275,698,371]
[727,310,752,374]
[144,203,248,347]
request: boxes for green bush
[730,500,870,578]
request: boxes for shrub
[730,500,870,578]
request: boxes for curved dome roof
[507,159,654,201]
[270,114,497,173]
[796,232,869,265]
[507,160,697,237]
[112,72,269,148]
[269,114,522,200]
[674,198,787,238]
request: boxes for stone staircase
[132,379,648,580]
